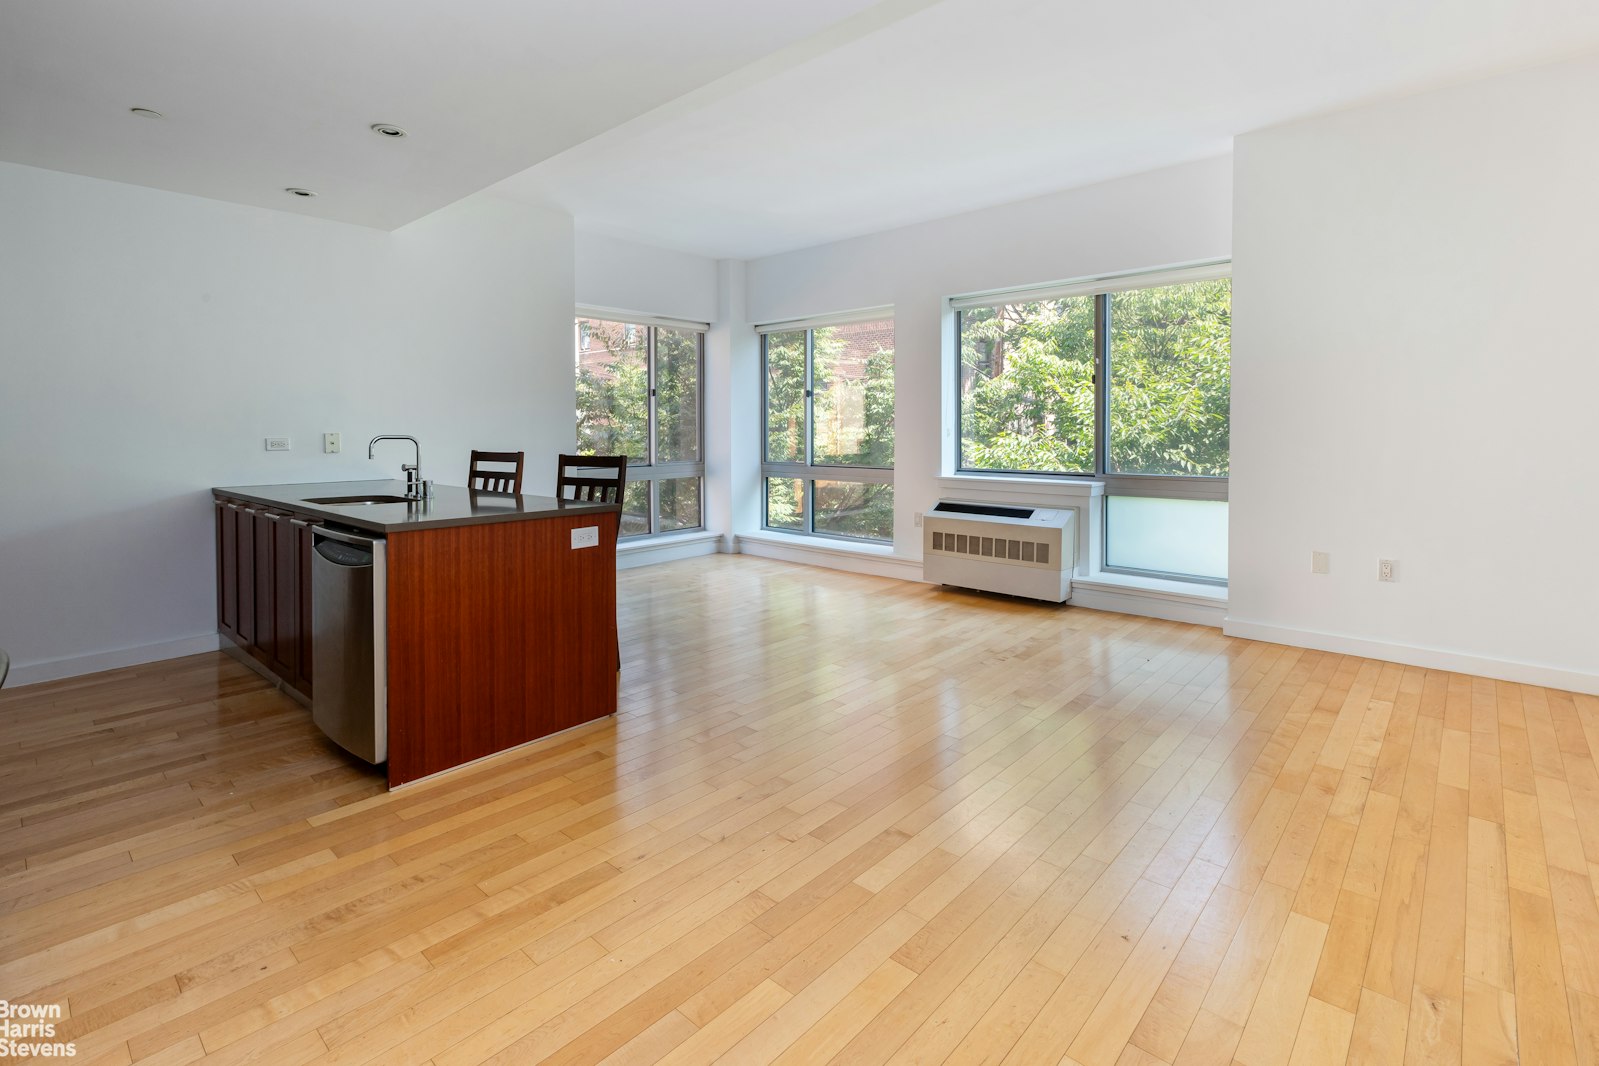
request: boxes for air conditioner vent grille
[929,533,1051,565]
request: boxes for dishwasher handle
[312,524,379,548]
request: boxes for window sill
[617,529,719,554]
[616,529,722,570]
[737,529,898,557]
[1073,570,1228,606]
[735,530,923,583]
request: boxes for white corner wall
[575,231,719,324]
[742,157,1233,563]
[0,161,575,685]
[1228,54,1599,693]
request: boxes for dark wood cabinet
[216,500,240,641]
[252,510,275,666]
[292,517,315,697]
[215,494,315,701]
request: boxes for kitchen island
[211,480,620,787]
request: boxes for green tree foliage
[1108,280,1230,477]
[764,330,806,466]
[576,320,648,462]
[960,296,1097,473]
[960,279,1230,478]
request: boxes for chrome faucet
[368,435,433,500]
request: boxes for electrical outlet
[570,526,599,549]
[1311,551,1330,575]
[1378,559,1398,582]
[914,512,924,528]
[323,432,341,454]
[265,437,290,451]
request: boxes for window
[575,314,704,538]
[955,271,1230,582]
[761,316,895,542]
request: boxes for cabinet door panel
[272,514,299,680]
[236,507,256,645]
[253,511,275,663]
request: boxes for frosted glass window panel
[1104,496,1228,580]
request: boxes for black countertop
[212,480,618,535]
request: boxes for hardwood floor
[2,555,1596,1065]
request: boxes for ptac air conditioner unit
[923,500,1076,603]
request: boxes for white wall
[743,157,1234,559]
[0,161,575,683]
[703,260,760,548]
[1229,54,1599,692]
[575,231,718,323]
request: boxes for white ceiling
[4,0,1599,256]
[0,0,884,229]
[496,0,1599,257]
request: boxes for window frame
[951,264,1230,583]
[574,312,706,539]
[758,313,895,543]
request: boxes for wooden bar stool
[468,450,524,493]
[556,454,627,503]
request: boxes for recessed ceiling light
[284,187,317,198]
[129,107,164,119]
[370,123,408,139]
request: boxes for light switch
[570,526,599,549]
[265,437,290,451]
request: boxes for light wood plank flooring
[3,555,1597,1064]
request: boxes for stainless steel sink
[304,494,414,506]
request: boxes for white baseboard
[616,531,722,570]
[734,532,925,583]
[6,633,224,688]
[1223,618,1599,696]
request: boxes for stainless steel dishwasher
[310,524,387,764]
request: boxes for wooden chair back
[557,454,627,504]
[468,450,524,494]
